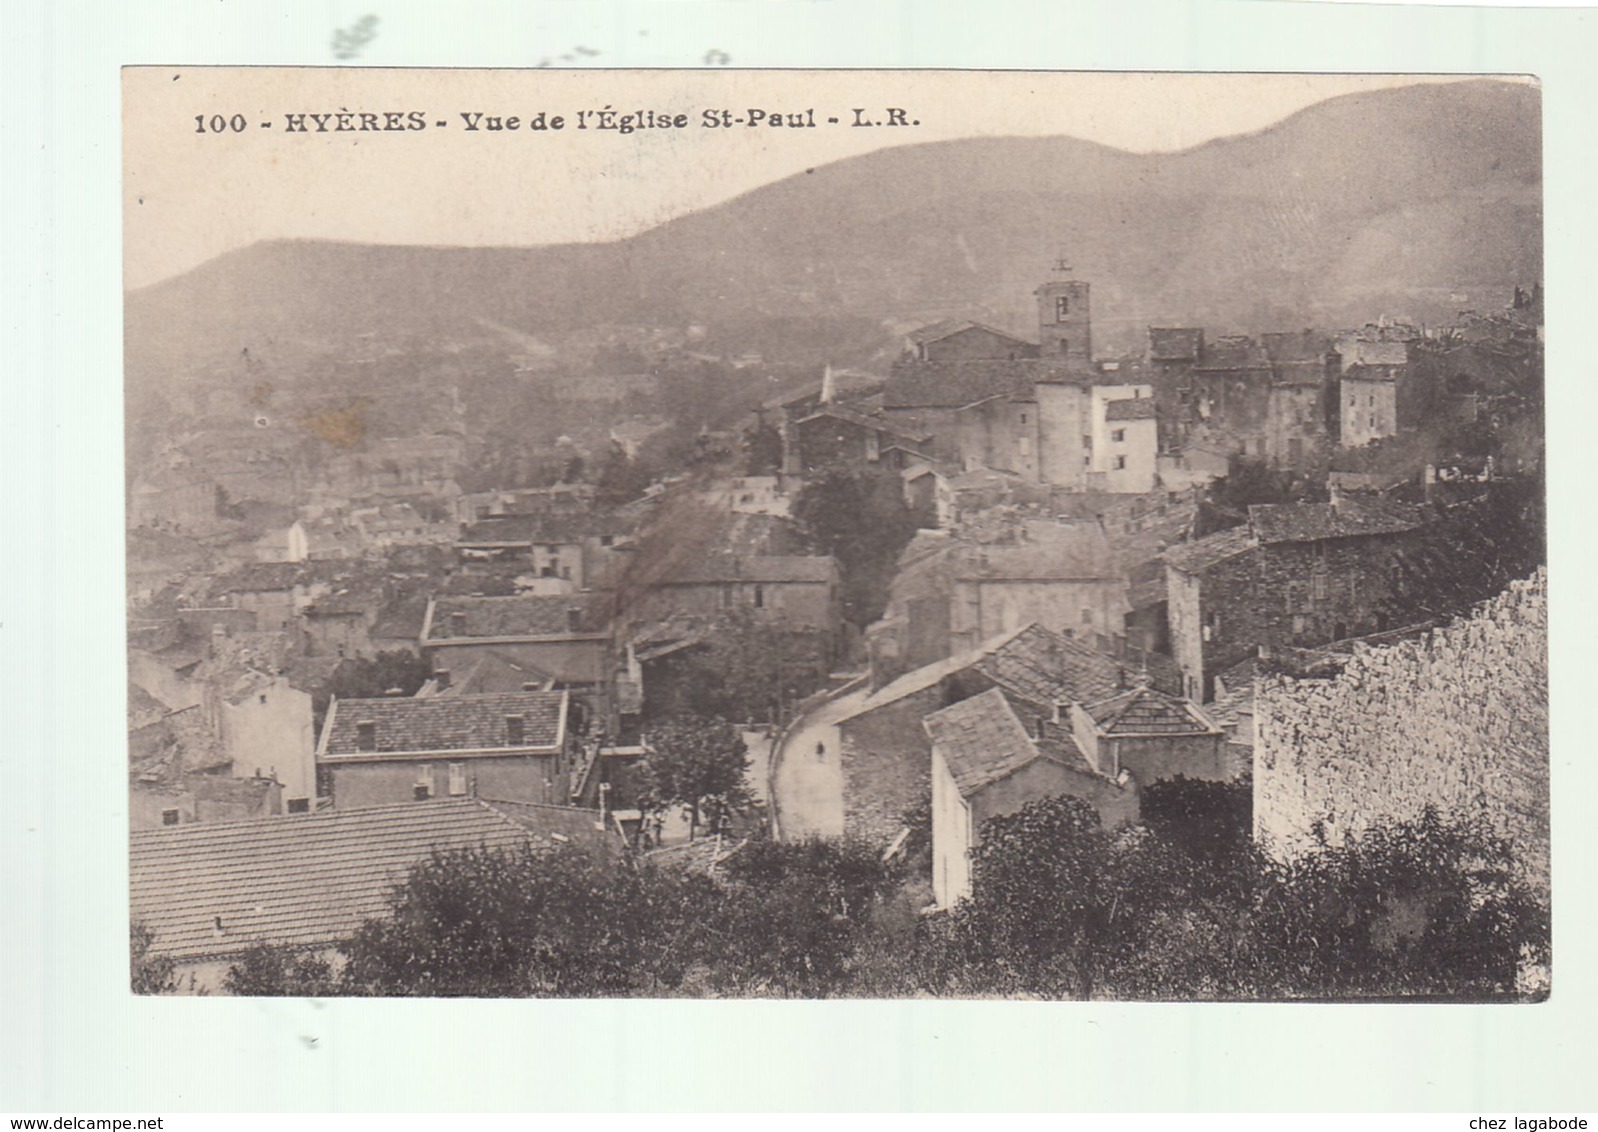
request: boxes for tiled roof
[216,562,304,594]
[370,593,430,641]
[1248,499,1432,544]
[1343,363,1402,382]
[1195,337,1270,371]
[1337,339,1410,369]
[459,511,634,546]
[1261,331,1336,364]
[1105,398,1157,421]
[320,691,567,757]
[660,555,836,585]
[425,594,606,640]
[971,625,1127,710]
[428,649,558,695]
[796,403,928,442]
[842,624,1035,720]
[1148,328,1203,361]
[129,799,579,962]
[905,319,1033,348]
[1162,525,1258,575]
[1083,685,1219,736]
[953,523,1120,581]
[883,359,1087,409]
[923,688,1046,796]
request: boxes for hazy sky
[124,70,1497,290]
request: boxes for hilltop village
[127,263,1548,998]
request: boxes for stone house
[1164,498,1441,700]
[620,554,842,638]
[421,593,614,691]
[926,688,1139,910]
[317,690,574,809]
[905,319,1038,363]
[837,622,1136,845]
[1068,683,1229,785]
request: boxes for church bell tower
[1035,251,1092,369]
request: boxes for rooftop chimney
[820,364,837,404]
[433,668,451,691]
[356,721,377,752]
[506,715,525,746]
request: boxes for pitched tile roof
[923,688,1049,796]
[883,358,1088,409]
[1148,328,1204,361]
[905,319,1033,348]
[426,649,558,695]
[458,511,635,546]
[216,562,305,595]
[129,798,598,961]
[1162,525,1258,575]
[425,594,607,639]
[320,691,567,757]
[659,554,837,585]
[970,625,1127,710]
[795,402,929,442]
[1105,398,1157,421]
[1195,337,1271,371]
[1247,498,1432,544]
[1082,685,1219,736]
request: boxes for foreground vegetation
[138,785,1547,1002]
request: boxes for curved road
[768,684,870,840]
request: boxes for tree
[643,611,831,725]
[638,715,753,840]
[743,423,784,476]
[130,922,178,995]
[223,945,338,997]
[338,845,672,997]
[594,440,650,506]
[313,649,434,733]
[793,469,921,628]
[1246,807,1548,1001]
[1140,776,1254,866]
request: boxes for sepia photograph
[122,67,1547,1003]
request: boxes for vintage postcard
[123,68,1546,1001]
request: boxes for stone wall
[1253,570,1547,892]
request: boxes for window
[1082,434,1092,450]
[1312,573,1329,601]
[448,763,467,796]
[1019,413,1028,424]
[1368,395,1375,407]
[1081,607,1093,624]
[1369,414,1376,429]
[161,809,180,826]
[258,693,268,705]
[414,765,433,801]
[561,565,572,580]
[1059,339,1070,356]
[1114,456,1127,470]
[753,584,765,609]
[1018,436,1031,455]
[1292,614,1308,638]
[1111,429,1125,443]
[286,797,310,814]
[599,535,614,547]
[1056,296,1070,320]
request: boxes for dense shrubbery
[207,792,1547,1001]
